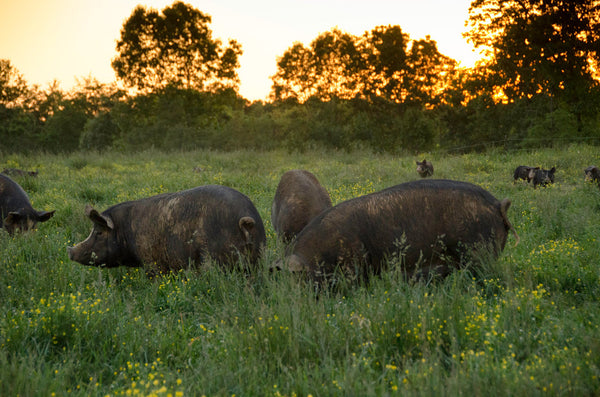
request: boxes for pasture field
[1,145,600,396]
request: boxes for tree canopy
[465,0,600,103]
[111,1,242,92]
[0,59,31,108]
[270,25,457,107]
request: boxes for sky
[0,0,481,101]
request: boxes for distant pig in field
[416,159,434,178]
[271,170,332,242]
[584,166,600,188]
[0,174,54,234]
[531,166,556,188]
[278,179,518,283]
[513,165,538,183]
[1,168,38,177]
[68,185,266,273]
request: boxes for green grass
[1,145,600,396]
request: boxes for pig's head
[416,159,432,177]
[68,205,123,267]
[547,166,556,183]
[270,253,310,273]
[585,166,600,182]
[527,167,540,181]
[3,209,55,235]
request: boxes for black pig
[531,167,556,188]
[513,165,538,183]
[584,166,600,188]
[416,159,434,178]
[1,168,38,177]
[0,174,54,234]
[279,179,518,282]
[271,170,332,242]
[68,185,266,273]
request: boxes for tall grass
[1,145,600,395]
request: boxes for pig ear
[239,216,255,243]
[85,205,114,230]
[36,210,55,223]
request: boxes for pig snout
[67,245,86,263]
[67,246,75,261]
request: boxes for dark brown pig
[1,168,38,177]
[416,159,434,178]
[68,185,266,273]
[584,166,600,188]
[280,179,518,282]
[0,174,54,234]
[271,170,332,242]
[513,165,538,183]
[531,166,556,188]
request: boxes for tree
[358,25,410,103]
[270,26,456,107]
[465,0,600,103]
[0,61,38,151]
[79,112,121,150]
[271,29,363,102]
[30,80,65,123]
[0,59,31,108]
[41,102,88,152]
[112,1,242,92]
[69,76,124,118]
[405,37,457,107]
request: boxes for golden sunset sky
[0,0,480,101]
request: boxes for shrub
[79,112,121,150]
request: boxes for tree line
[1,0,599,154]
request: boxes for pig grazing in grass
[0,174,54,234]
[1,168,38,177]
[271,170,332,242]
[584,166,600,188]
[280,179,518,282]
[513,165,538,183]
[416,159,434,178]
[531,167,556,188]
[68,185,266,273]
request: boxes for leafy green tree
[465,0,600,103]
[69,76,124,117]
[30,80,64,123]
[358,25,410,103]
[405,37,457,106]
[271,26,456,107]
[42,103,88,151]
[112,1,242,92]
[271,29,362,102]
[0,106,38,152]
[0,60,38,152]
[0,59,32,108]
[28,82,96,152]
[79,112,121,150]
